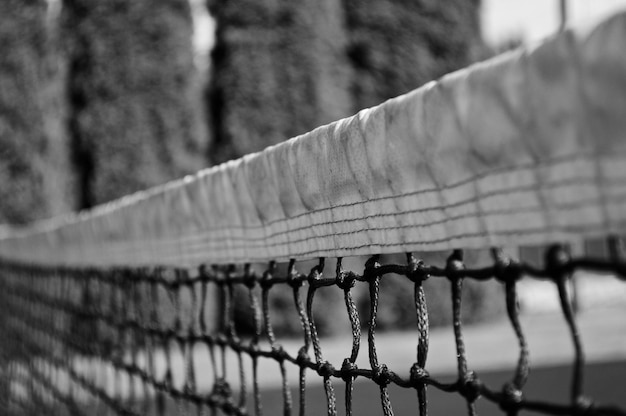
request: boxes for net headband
[2,13,626,268]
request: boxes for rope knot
[573,396,594,416]
[491,249,522,284]
[341,358,358,382]
[287,260,304,288]
[316,361,335,378]
[260,269,274,290]
[183,381,196,396]
[197,264,208,280]
[373,364,391,387]
[407,260,429,283]
[363,255,381,282]
[287,273,304,288]
[545,244,572,280]
[162,369,173,389]
[459,371,481,403]
[175,268,189,286]
[212,378,232,398]
[248,341,260,355]
[336,270,356,290]
[406,253,429,283]
[446,250,465,281]
[213,266,227,286]
[499,382,523,413]
[216,334,228,347]
[296,347,310,365]
[410,363,430,385]
[308,259,325,288]
[272,345,288,362]
[243,264,257,288]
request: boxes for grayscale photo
[0,1,625,415]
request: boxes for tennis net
[1,12,626,416]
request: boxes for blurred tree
[62,0,207,208]
[344,0,483,111]
[211,0,490,335]
[208,0,483,163]
[0,0,76,224]
[344,0,488,331]
[207,0,353,164]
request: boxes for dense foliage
[0,0,75,223]
[208,0,484,163]
[207,0,354,164]
[63,0,207,207]
[1,0,501,334]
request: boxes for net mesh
[2,11,626,416]
[1,241,625,416]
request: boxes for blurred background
[2,0,626,340]
[1,1,626,413]
[2,0,625,328]
[4,0,626,226]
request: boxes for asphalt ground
[34,273,625,415]
[254,360,626,416]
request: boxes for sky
[190,0,626,57]
[482,0,626,46]
[46,0,626,56]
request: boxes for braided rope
[0,242,625,416]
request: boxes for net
[1,12,626,416]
